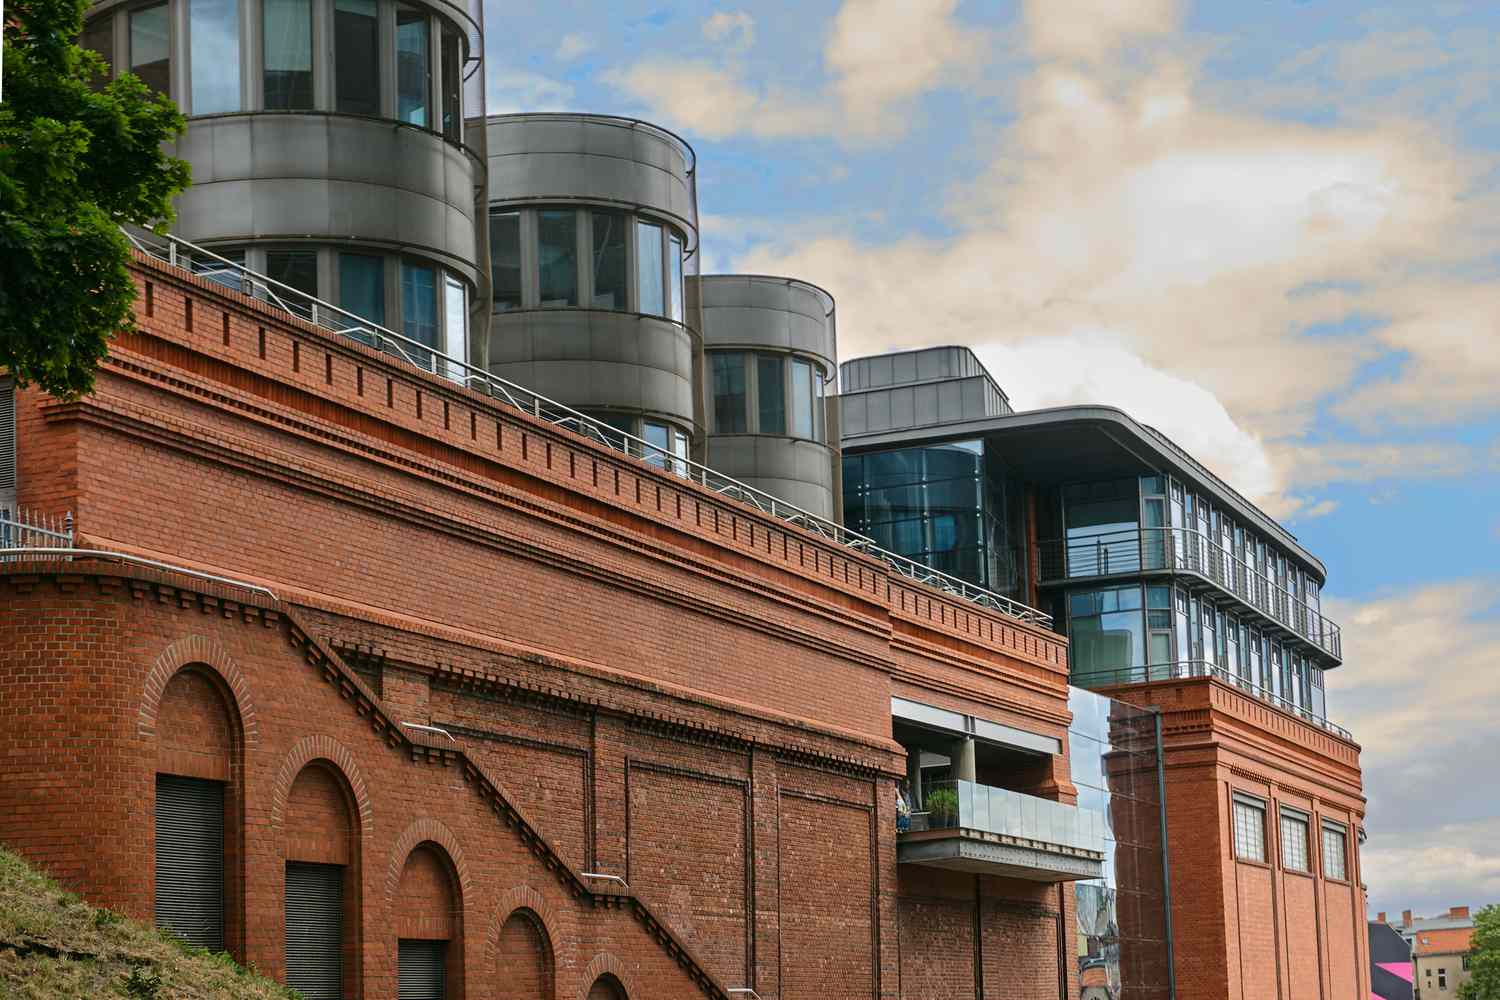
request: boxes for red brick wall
[286,764,353,865]
[494,909,552,1000]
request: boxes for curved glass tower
[484,113,702,464]
[82,0,488,369]
[694,275,841,520]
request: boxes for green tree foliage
[1459,905,1500,1000]
[1,0,190,399]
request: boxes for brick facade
[0,252,1368,999]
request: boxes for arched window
[494,908,552,999]
[587,973,628,1000]
[154,667,244,956]
[396,843,463,999]
[285,762,361,999]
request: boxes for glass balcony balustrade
[911,780,1106,855]
[1039,526,1341,661]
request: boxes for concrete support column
[952,736,977,783]
[906,748,922,809]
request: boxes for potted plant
[924,787,959,827]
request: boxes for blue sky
[481,0,1500,917]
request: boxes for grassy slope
[0,846,297,999]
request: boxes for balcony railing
[911,780,1106,855]
[0,507,74,560]
[1072,659,1352,741]
[121,228,1053,628]
[1039,528,1340,660]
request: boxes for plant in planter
[924,788,960,827]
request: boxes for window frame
[1279,806,1311,873]
[1320,820,1348,882]
[1231,792,1267,864]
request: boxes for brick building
[8,10,1367,993]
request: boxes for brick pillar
[590,711,628,880]
[750,748,780,1000]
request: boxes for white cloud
[486,69,574,114]
[1023,0,1178,64]
[702,10,754,49]
[1324,581,1500,915]
[554,33,595,62]
[608,0,986,142]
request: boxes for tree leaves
[0,0,190,399]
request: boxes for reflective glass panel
[1233,799,1266,861]
[590,211,627,309]
[263,0,313,109]
[129,4,170,96]
[488,212,521,311]
[757,355,785,434]
[265,249,318,298]
[636,221,664,315]
[642,421,670,470]
[1280,812,1309,871]
[440,25,461,141]
[443,273,466,380]
[537,211,577,307]
[335,0,380,116]
[395,8,430,126]
[190,0,240,113]
[401,262,437,355]
[1322,825,1347,880]
[668,234,684,322]
[711,354,747,433]
[338,253,384,326]
[791,359,814,439]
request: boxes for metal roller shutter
[285,862,343,1000]
[398,938,446,1000]
[154,775,225,950]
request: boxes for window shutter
[285,862,344,999]
[398,938,446,1000]
[154,775,225,950]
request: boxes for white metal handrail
[122,228,1054,627]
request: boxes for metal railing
[911,779,1105,854]
[1039,527,1340,659]
[1072,659,1352,741]
[123,228,1053,627]
[0,507,74,559]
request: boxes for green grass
[0,846,299,999]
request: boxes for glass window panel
[338,252,384,327]
[488,212,521,311]
[439,25,462,142]
[537,210,578,307]
[82,17,114,87]
[1233,799,1266,862]
[129,4,170,96]
[401,262,437,363]
[813,370,825,442]
[668,234,684,322]
[395,8,430,126]
[265,249,318,299]
[636,220,664,315]
[642,421,670,470]
[263,0,312,109]
[791,359,813,439]
[443,273,467,377]
[757,355,785,435]
[590,211,627,309]
[1280,812,1309,871]
[711,354,747,433]
[335,0,380,115]
[1322,825,1347,880]
[190,0,240,113]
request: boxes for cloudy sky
[481,0,1500,917]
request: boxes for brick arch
[269,734,374,837]
[488,885,565,998]
[384,817,474,911]
[138,635,258,747]
[578,954,635,1000]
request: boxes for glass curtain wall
[756,356,785,435]
[636,220,664,315]
[395,7,429,126]
[1069,688,1172,1000]
[590,211,627,309]
[842,440,991,586]
[489,212,521,311]
[711,354,748,433]
[537,210,578,307]
[338,253,384,326]
[190,0,240,113]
